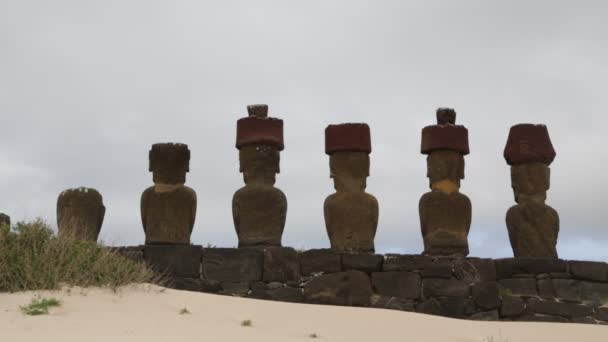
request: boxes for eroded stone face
[420,151,471,256]
[141,143,197,244]
[506,163,559,258]
[324,151,378,252]
[233,144,286,247]
[57,187,105,241]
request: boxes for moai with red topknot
[233,105,287,247]
[141,143,197,244]
[419,108,472,256]
[324,123,378,252]
[504,124,559,258]
[57,187,106,241]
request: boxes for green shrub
[0,218,159,292]
[20,296,61,315]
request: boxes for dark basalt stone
[203,248,263,282]
[473,281,500,310]
[342,253,383,273]
[370,295,415,311]
[500,296,525,317]
[169,277,201,292]
[416,297,474,318]
[383,254,434,271]
[495,258,566,278]
[526,298,594,318]
[470,310,499,321]
[144,244,202,277]
[568,261,608,282]
[422,278,470,298]
[299,249,341,276]
[371,272,421,299]
[263,247,299,282]
[303,270,372,306]
[498,278,538,297]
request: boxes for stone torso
[324,191,378,252]
[506,203,559,258]
[419,190,471,256]
[232,184,287,247]
[141,185,197,244]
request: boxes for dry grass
[0,218,160,292]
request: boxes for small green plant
[241,319,252,327]
[179,307,190,315]
[498,287,513,298]
[20,297,61,315]
[309,333,319,338]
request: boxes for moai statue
[0,213,10,228]
[141,143,197,245]
[504,124,559,258]
[233,104,287,247]
[419,108,471,257]
[324,123,378,252]
[57,187,105,241]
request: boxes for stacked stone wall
[109,245,608,325]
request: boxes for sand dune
[1,284,606,342]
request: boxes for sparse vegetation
[241,319,252,327]
[20,296,61,315]
[498,287,513,298]
[0,218,161,292]
[179,307,190,315]
[309,333,319,338]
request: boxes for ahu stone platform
[109,245,608,325]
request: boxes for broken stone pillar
[233,104,287,247]
[419,108,471,257]
[0,213,10,228]
[504,124,559,258]
[141,143,197,244]
[57,187,105,241]
[324,123,378,252]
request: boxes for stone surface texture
[324,123,378,252]
[419,108,471,256]
[57,187,105,241]
[141,143,196,244]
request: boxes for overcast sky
[1,1,607,261]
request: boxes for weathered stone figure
[57,187,105,241]
[504,124,559,258]
[419,108,471,256]
[233,104,287,247]
[141,143,197,244]
[0,213,10,228]
[324,123,378,252]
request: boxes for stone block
[220,281,250,296]
[538,279,556,299]
[369,295,415,311]
[203,248,263,282]
[371,272,421,299]
[495,258,566,279]
[342,253,383,273]
[527,298,593,318]
[200,279,221,293]
[553,279,608,304]
[144,245,202,277]
[516,314,568,323]
[299,249,341,276]
[470,310,499,321]
[500,296,525,317]
[571,316,597,324]
[595,307,608,321]
[416,297,474,318]
[421,264,452,279]
[464,258,497,281]
[169,277,201,292]
[569,261,608,282]
[422,278,470,298]
[499,278,537,297]
[263,247,300,282]
[264,287,304,303]
[383,254,434,271]
[303,270,372,306]
[473,281,500,310]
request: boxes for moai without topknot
[324,123,379,252]
[57,187,105,241]
[233,104,287,247]
[419,108,472,257]
[0,213,10,228]
[141,143,197,245]
[504,124,559,258]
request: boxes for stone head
[511,162,550,203]
[426,149,465,189]
[239,144,280,185]
[149,143,190,185]
[330,151,370,192]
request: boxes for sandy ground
[1,284,606,342]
